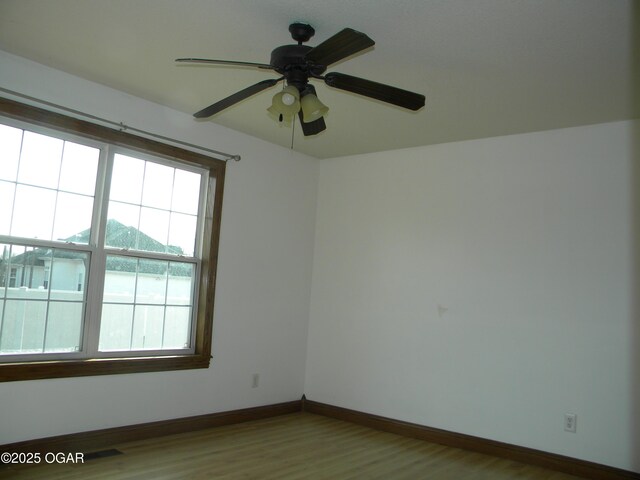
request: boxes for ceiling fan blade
[298,110,326,136]
[176,58,274,70]
[324,72,425,111]
[194,78,281,118]
[304,28,374,67]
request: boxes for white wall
[305,121,640,472]
[0,50,318,443]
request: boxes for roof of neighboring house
[75,219,184,255]
[2,220,190,276]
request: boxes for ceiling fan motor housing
[270,44,327,91]
[270,44,312,71]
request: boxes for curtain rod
[0,87,241,162]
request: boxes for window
[0,98,225,381]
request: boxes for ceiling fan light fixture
[301,93,328,123]
[268,86,300,119]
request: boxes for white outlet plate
[564,413,577,433]
[252,374,260,388]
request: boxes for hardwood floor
[1,413,584,479]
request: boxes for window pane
[106,204,141,249]
[138,207,170,252]
[172,169,201,215]
[0,299,47,354]
[3,245,49,292]
[110,154,144,203]
[17,131,63,189]
[58,141,99,195]
[43,301,83,353]
[48,250,89,300]
[136,259,168,305]
[131,305,164,350]
[53,192,94,243]
[104,255,137,303]
[168,212,197,257]
[163,306,191,349]
[167,262,194,305]
[0,181,15,235]
[99,303,134,351]
[142,162,173,210]
[12,185,56,239]
[0,124,22,182]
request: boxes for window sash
[94,249,201,358]
[0,97,225,381]
[0,241,91,358]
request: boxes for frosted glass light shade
[300,94,328,123]
[268,86,300,118]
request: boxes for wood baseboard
[2,400,301,456]
[3,396,637,480]
[302,398,639,480]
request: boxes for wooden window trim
[0,97,226,382]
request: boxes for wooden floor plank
[0,413,585,479]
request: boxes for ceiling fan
[176,23,425,136]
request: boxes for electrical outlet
[564,413,577,433]
[252,373,260,388]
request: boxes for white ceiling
[0,0,637,159]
